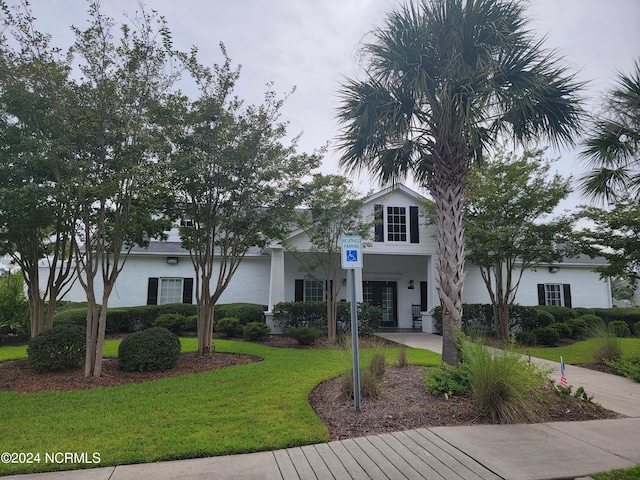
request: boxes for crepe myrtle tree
[464,149,574,340]
[336,0,583,365]
[163,46,321,356]
[68,3,179,378]
[0,2,78,337]
[287,174,374,341]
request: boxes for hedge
[52,302,265,333]
[273,301,381,336]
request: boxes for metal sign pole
[350,268,361,411]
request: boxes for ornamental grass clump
[461,339,549,423]
[590,320,622,364]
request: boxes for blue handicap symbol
[346,250,358,262]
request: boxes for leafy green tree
[580,60,640,203]
[578,201,640,290]
[288,174,374,341]
[0,2,78,337]
[163,47,320,356]
[336,0,583,365]
[465,149,573,339]
[68,3,177,377]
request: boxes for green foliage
[532,326,560,346]
[607,354,640,382]
[464,149,574,339]
[608,320,631,337]
[216,317,243,337]
[27,324,86,373]
[591,464,640,480]
[535,305,578,323]
[514,330,537,346]
[53,308,88,327]
[274,301,381,336]
[340,354,388,400]
[152,313,187,333]
[461,339,549,423]
[215,304,266,325]
[287,326,322,345]
[243,322,270,341]
[549,322,572,339]
[533,309,556,329]
[117,327,181,372]
[553,384,594,403]
[594,307,640,328]
[566,318,589,339]
[424,363,471,397]
[0,274,29,336]
[633,321,640,337]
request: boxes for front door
[363,281,397,328]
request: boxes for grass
[522,338,640,365]
[0,338,440,475]
[592,464,640,480]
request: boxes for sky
[11,0,640,212]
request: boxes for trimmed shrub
[243,322,270,341]
[118,327,181,372]
[27,324,86,373]
[549,322,572,339]
[634,321,640,337]
[534,306,577,323]
[287,326,322,345]
[608,320,631,338]
[593,307,640,330]
[217,317,243,337]
[533,326,560,347]
[577,314,603,330]
[215,303,265,325]
[533,310,556,329]
[514,330,536,346]
[274,301,381,336]
[337,302,382,335]
[152,313,187,333]
[566,318,588,339]
[53,308,88,328]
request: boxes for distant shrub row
[431,304,640,341]
[53,302,267,333]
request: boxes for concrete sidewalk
[5,333,640,480]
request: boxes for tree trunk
[84,299,100,378]
[27,285,45,338]
[197,298,215,356]
[430,156,467,366]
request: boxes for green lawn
[0,338,440,476]
[522,338,640,364]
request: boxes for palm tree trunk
[430,159,467,366]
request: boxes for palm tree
[336,0,583,365]
[580,60,640,203]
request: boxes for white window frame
[159,278,183,305]
[304,279,324,302]
[386,206,407,242]
[544,283,563,306]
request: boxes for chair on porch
[411,304,422,330]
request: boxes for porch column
[423,255,436,333]
[266,246,285,332]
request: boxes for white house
[50,184,612,331]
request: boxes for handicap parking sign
[341,236,363,269]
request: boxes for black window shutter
[537,284,545,306]
[563,284,572,308]
[410,206,419,243]
[182,278,194,304]
[147,278,159,305]
[294,279,304,302]
[420,281,428,311]
[374,204,384,242]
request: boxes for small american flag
[560,356,568,388]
